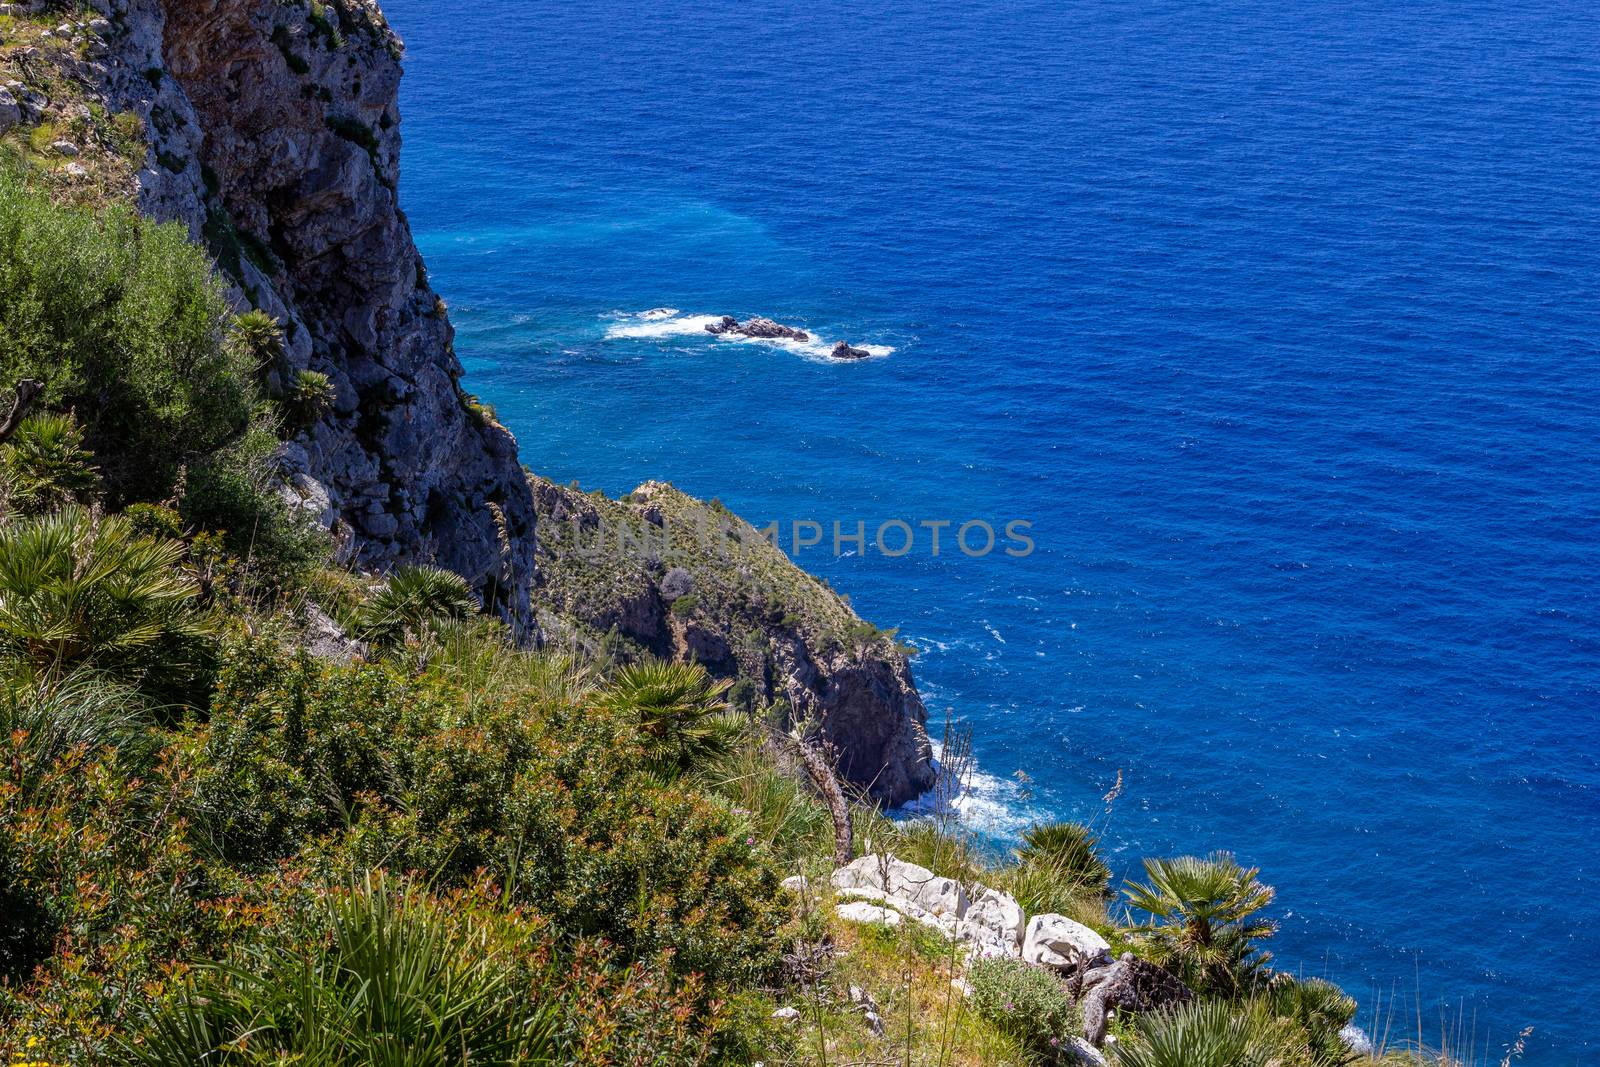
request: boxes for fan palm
[1254,974,1360,1067]
[0,506,203,678]
[0,412,100,514]
[594,660,743,777]
[230,308,285,369]
[354,564,479,651]
[124,873,561,1065]
[1115,1001,1271,1067]
[1017,820,1113,897]
[1123,852,1277,996]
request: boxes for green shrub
[0,671,154,795]
[0,412,100,514]
[353,564,478,651]
[185,634,789,989]
[121,502,185,541]
[0,506,211,696]
[123,873,562,1066]
[967,955,1081,1061]
[0,169,251,504]
[0,733,204,1064]
[1123,852,1277,997]
[179,418,327,597]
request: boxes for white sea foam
[603,308,894,361]
[605,313,727,340]
[895,740,1042,841]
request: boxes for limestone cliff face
[90,0,536,618]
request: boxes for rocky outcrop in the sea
[706,315,811,342]
[51,0,537,621]
[830,342,872,360]
[529,476,936,805]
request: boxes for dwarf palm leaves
[125,873,560,1066]
[594,660,743,777]
[1123,852,1277,996]
[0,671,153,792]
[1254,974,1360,1067]
[0,412,100,514]
[1018,820,1113,897]
[1115,1001,1271,1067]
[0,506,203,679]
[355,564,479,651]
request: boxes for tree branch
[0,379,44,446]
[793,734,855,868]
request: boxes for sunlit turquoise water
[384,2,1600,1059]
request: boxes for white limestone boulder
[966,885,1026,946]
[1022,914,1112,971]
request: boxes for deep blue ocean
[382,1,1599,1060]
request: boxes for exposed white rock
[1070,1037,1108,1066]
[50,140,78,157]
[835,901,902,927]
[966,885,1026,946]
[1022,914,1112,972]
[955,919,1019,960]
[771,1006,801,1024]
[780,874,811,896]
[831,854,969,920]
[835,886,958,937]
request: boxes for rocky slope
[0,0,935,803]
[532,477,936,805]
[0,0,536,619]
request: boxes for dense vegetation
[0,162,1461,1067]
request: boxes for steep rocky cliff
[4,0,536,618]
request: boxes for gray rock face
[83,0,537,625]
[1080,953,1194,1046]
[705,315,810,342]
[0,88,20,133]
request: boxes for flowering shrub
[967,955,1082,1061]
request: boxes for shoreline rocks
[825,853,1195,1049]
[830,341,872,360]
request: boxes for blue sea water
[382,1,1600,1059]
